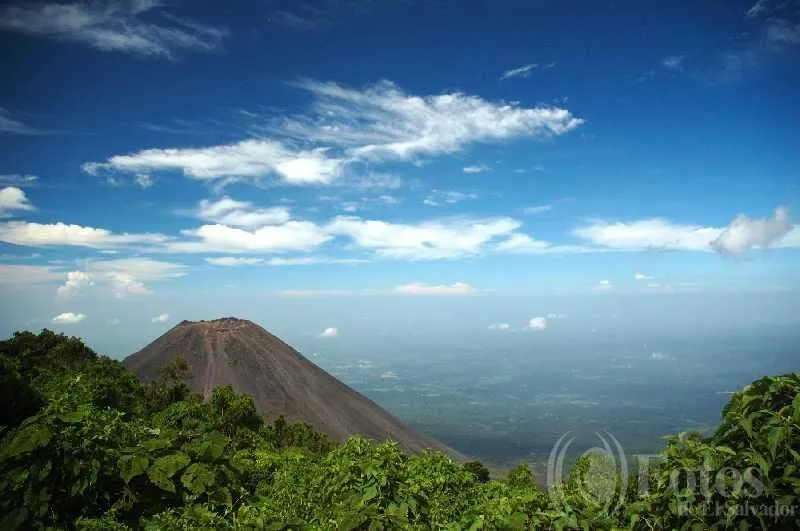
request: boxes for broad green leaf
[147,452,190,493]
[181,463,215,495]
[119,455,149,483]
[0,424,51,459]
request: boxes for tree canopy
[1,330,798,529]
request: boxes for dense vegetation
[1,330,798,529]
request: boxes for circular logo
[546,431,628,513]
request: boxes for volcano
[123,317,461,457]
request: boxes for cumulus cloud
[488,322,511,330]
[319,327,338,338]
[151,313,169,323]
[327,215,520,260]
[394,282,475,295]
[55,258,186,298]
[0,186,35,216]
[528,317,547,330]
[196,196,290,228]
[56,271,95,297]
[0,0,227,58]
[710,206,791,256]
[573,208,798,254]
[0,220,168,249]
[52,311,86,324]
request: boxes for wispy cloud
[0,174,38,187]
[394,282,475,295]
[422,189,479,206]
[661,55,684,71]
[463,165,491,174]
[500,62,555,80]
[85,79,581,187]
[151,313,170,323]
[0,107,39,134]
[523,204,552,215]
[0,0,227,58]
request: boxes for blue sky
[0,0,798,356]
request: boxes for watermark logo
[546,431,628,513]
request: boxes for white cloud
[327,215,520,260]
[422,190,479,206]
[573,208,798,254]
[500,63,539,80]
[0,174,38,186]
[650,352,674,361]
[56,270,94,297]
[0,186,35,216]
[0,264,64,286]
[573,218,722,251]
[380,371,398,379]
[463,165,491,174]
[265,256,365,266]
[151,313,169,323]
[56,258,186,298]
[85,80,581,188]
[135,174,153,188]
[634,273,653,280]
[596,279,613,290]
[523,204,552,214]
[319,327,338,338]
[546,313,567,319]
[488,322,511,330]
[52,312,86,324]
[0,1,227,58]
[661,55,684,71]
[166,221,330,254]
[205,256,264,266]
[107,317,121,325]
[394,282,475,295]
[747,0,769,18]
[528,316,547,330]
[0,221,168,249]
[281,79,582,161]
[196,196,291,228]
[493,233,591,255]
[710,206,791,256]
[0,107,38,134]
[84,139,344,186]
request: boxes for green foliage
[1,330,798,530]
[464,460,491,483]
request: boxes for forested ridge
[1,330,798,530]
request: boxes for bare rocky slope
[123,317,463,458]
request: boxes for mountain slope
[123,317,462,458]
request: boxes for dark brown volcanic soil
[123,317,463,458]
